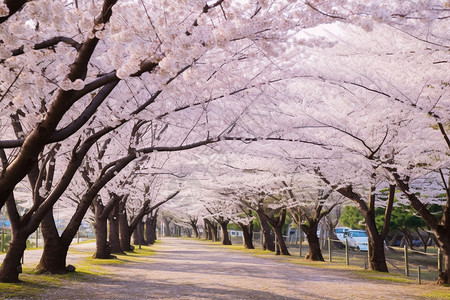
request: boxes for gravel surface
[1,238,447,299]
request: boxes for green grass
[424,289,450,298]
[0,266,105,299]
[0,244,157,299]
[354,270,416,284]
[210,240,444,285]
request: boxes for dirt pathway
[2,238,447,299]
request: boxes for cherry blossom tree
[0,0,448,285]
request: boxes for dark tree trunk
[132,220,148,246]
[0,154,59,281]
[336,185,393,272]
[204,219,217,241]
[93,194,123,258]
[272,224,290,255]
[414,229,429,253]
[368,232,388,271]
[36,239,71,275]
[145,216,155,245]
[190,220,199,238]
[364,187,390,272]
[163,217,172,237]
[238,222,254,249]
[203,219,212,240]
[218,221,232,245]
[0,231,27,282]
[258,208,290,255]
[256,211,275,251]
[439,242,450,285]
[365,216,389,272]
[93,201,112,259]
[301,222,324,261]
[119,200,132,251]
[109,203,124,254]
[36,209,71,274]
[211,222,218,242]
[151,211,159,243]
[145,215,157,244]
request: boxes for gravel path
[1,238,446,299]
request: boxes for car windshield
[350,231,367,237]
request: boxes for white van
[347,230,368,251]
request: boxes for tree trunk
[301,222,324,261]
[258,208,290,255]
[132,221,148,246]
[109,203,124,254]
[437,234,450,284]
[163,217,172,237]
[211,222,218,242]
[145,217,152,244]
[36,239,71,274]
[93,211,112,258]
[35,209,71,274]
[190,220,199,238]
[336,185,391,272]
[238,222,254,249]
[119,200,132,251]
[92,200,113,259]
[204,219,216,241]
[145,215,157,245]
[219,221,232,245]
[368,232,388,272]
[414,229,429,253]
[256,211,275,251]
[204,220,212,240]
[273,224,290,255]
[0,231,27,282]
[151,212,158,243]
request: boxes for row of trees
[0,0,448,285]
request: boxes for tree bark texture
[219,221,232,245]
[109,203,124,254]
[163,217,172,237]
[119,199,132,251]
[93,204,112,259]
[132,221,148,246]
[190,219,199,238]
[35,209,72,274]
[256,210,275,251]
[258,208,290,255]
[145,213,158,244]
[337,185,391,272]
[0,231,27,282]
[238,222,255,249]
[301,222,324,261]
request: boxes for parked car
[334,227,350,241]
[347,230,368,251]
[333,227,350,249]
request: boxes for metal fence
[227,231,444,283]
[0,228,95,253]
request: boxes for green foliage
[252,211,261,231]
[282,213,292,235]
[340,200,438,235]
[227,223,241,231]
[339,206,365,229]
[380,205,427,233]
